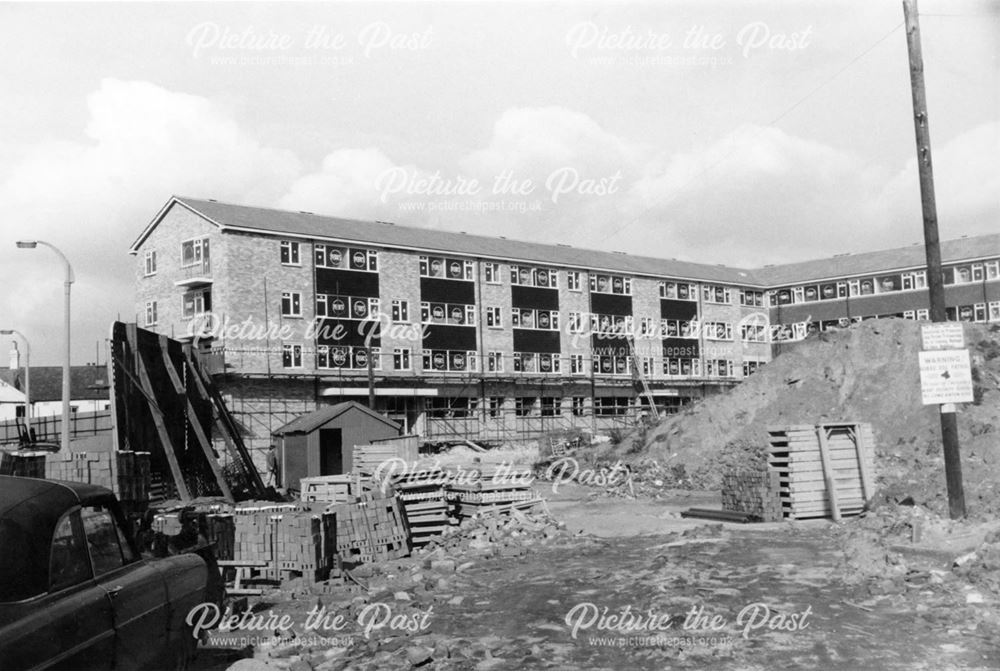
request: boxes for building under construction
[130,196,1000,449]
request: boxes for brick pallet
[767,423,876,520]
[232,503,337,583]
[329,495,410,565]
[721,468,783,522]
[300,474,362,503]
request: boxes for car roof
[0,476,116,602]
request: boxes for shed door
[320,428,343,475]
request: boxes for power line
[606,21,904,244]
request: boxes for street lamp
[1,329,30,437]
[16,240,74,452]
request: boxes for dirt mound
[630,319,1000,519]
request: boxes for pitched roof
[134,196,760,285]
[272,401,400,435]
[752,234,1000,286]
[133,196,1000,288]
[0,365,110,402]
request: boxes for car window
[49,510,93,592]
[81,506,129,576]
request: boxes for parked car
[0,476,209,670]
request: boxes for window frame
[143,249,157,277]
[280,240,301,266]
[281,291,303,318]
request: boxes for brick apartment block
[131,196,1000,448]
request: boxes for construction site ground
[198,483,1000,671]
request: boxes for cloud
[875,121,1000,241]
[0,78,300,364]
[622,124,889,266]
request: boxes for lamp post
[16,240,74,452]
[1,329,30,435]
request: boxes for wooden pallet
[767,423,875,520]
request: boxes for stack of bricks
[44,450,116,489]
[272,509,336,582]
[300,474,361,504]
[28,449,151,504]
[721,468,783,522]
[328,495,409,565]
[233,503,338,583]
[0,451,47,478]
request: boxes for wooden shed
[272,402,401,490]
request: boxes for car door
[80,504,170,670]
[0,509,115,671]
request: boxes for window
[280,240,301,265]
[706,359,734,378]
[144,301,158,326]
[420,256,473,280]
[594,397,630,416]
[484,262,501,284]
[143,250,157,276]
[659,281,696,300]
[571,397,586,416]
[987,262,999,280]
[510,265,558,288]
[315,245,378,271]
[740,322,766,342]
[568,312,584,334]
[515,397,536,417]
[988,302,1000,321]
[391,300,409,322]
[282,344,303,368]
[567,271,581,291]
[488,397,503,418]
[48,511,91,592]
[281,291,302,317]
[972,264,984,282]
[512,308,558,330]
[181,237,209,268]
[540,397,560,417]
[486,306,502,328]
[590,273,631,295]
[393,348,411,370]
[902,271,926,290]
[422,350,476,372]
[570,354,585,374]
[663,358,699,377]
[488,351,504,372]
[182,289,211,319]
[705,322,733,340]
[702,285,732,304]
[80,506,134,576]
[739,289,764,307]
[743,360,764,377]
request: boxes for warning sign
[918,349,974,405]
[921,323,965,350]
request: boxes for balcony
[174,258,212,288]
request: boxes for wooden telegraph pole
[903,0,966,518]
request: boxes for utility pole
[903,0,965,519]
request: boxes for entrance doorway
[319,428,343,475]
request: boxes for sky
[0,0,997,365]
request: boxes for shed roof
[272,401,400,436]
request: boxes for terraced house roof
[132,196,1000,288]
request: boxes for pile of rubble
[220,509,581,671]
[629,320,1000,519]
